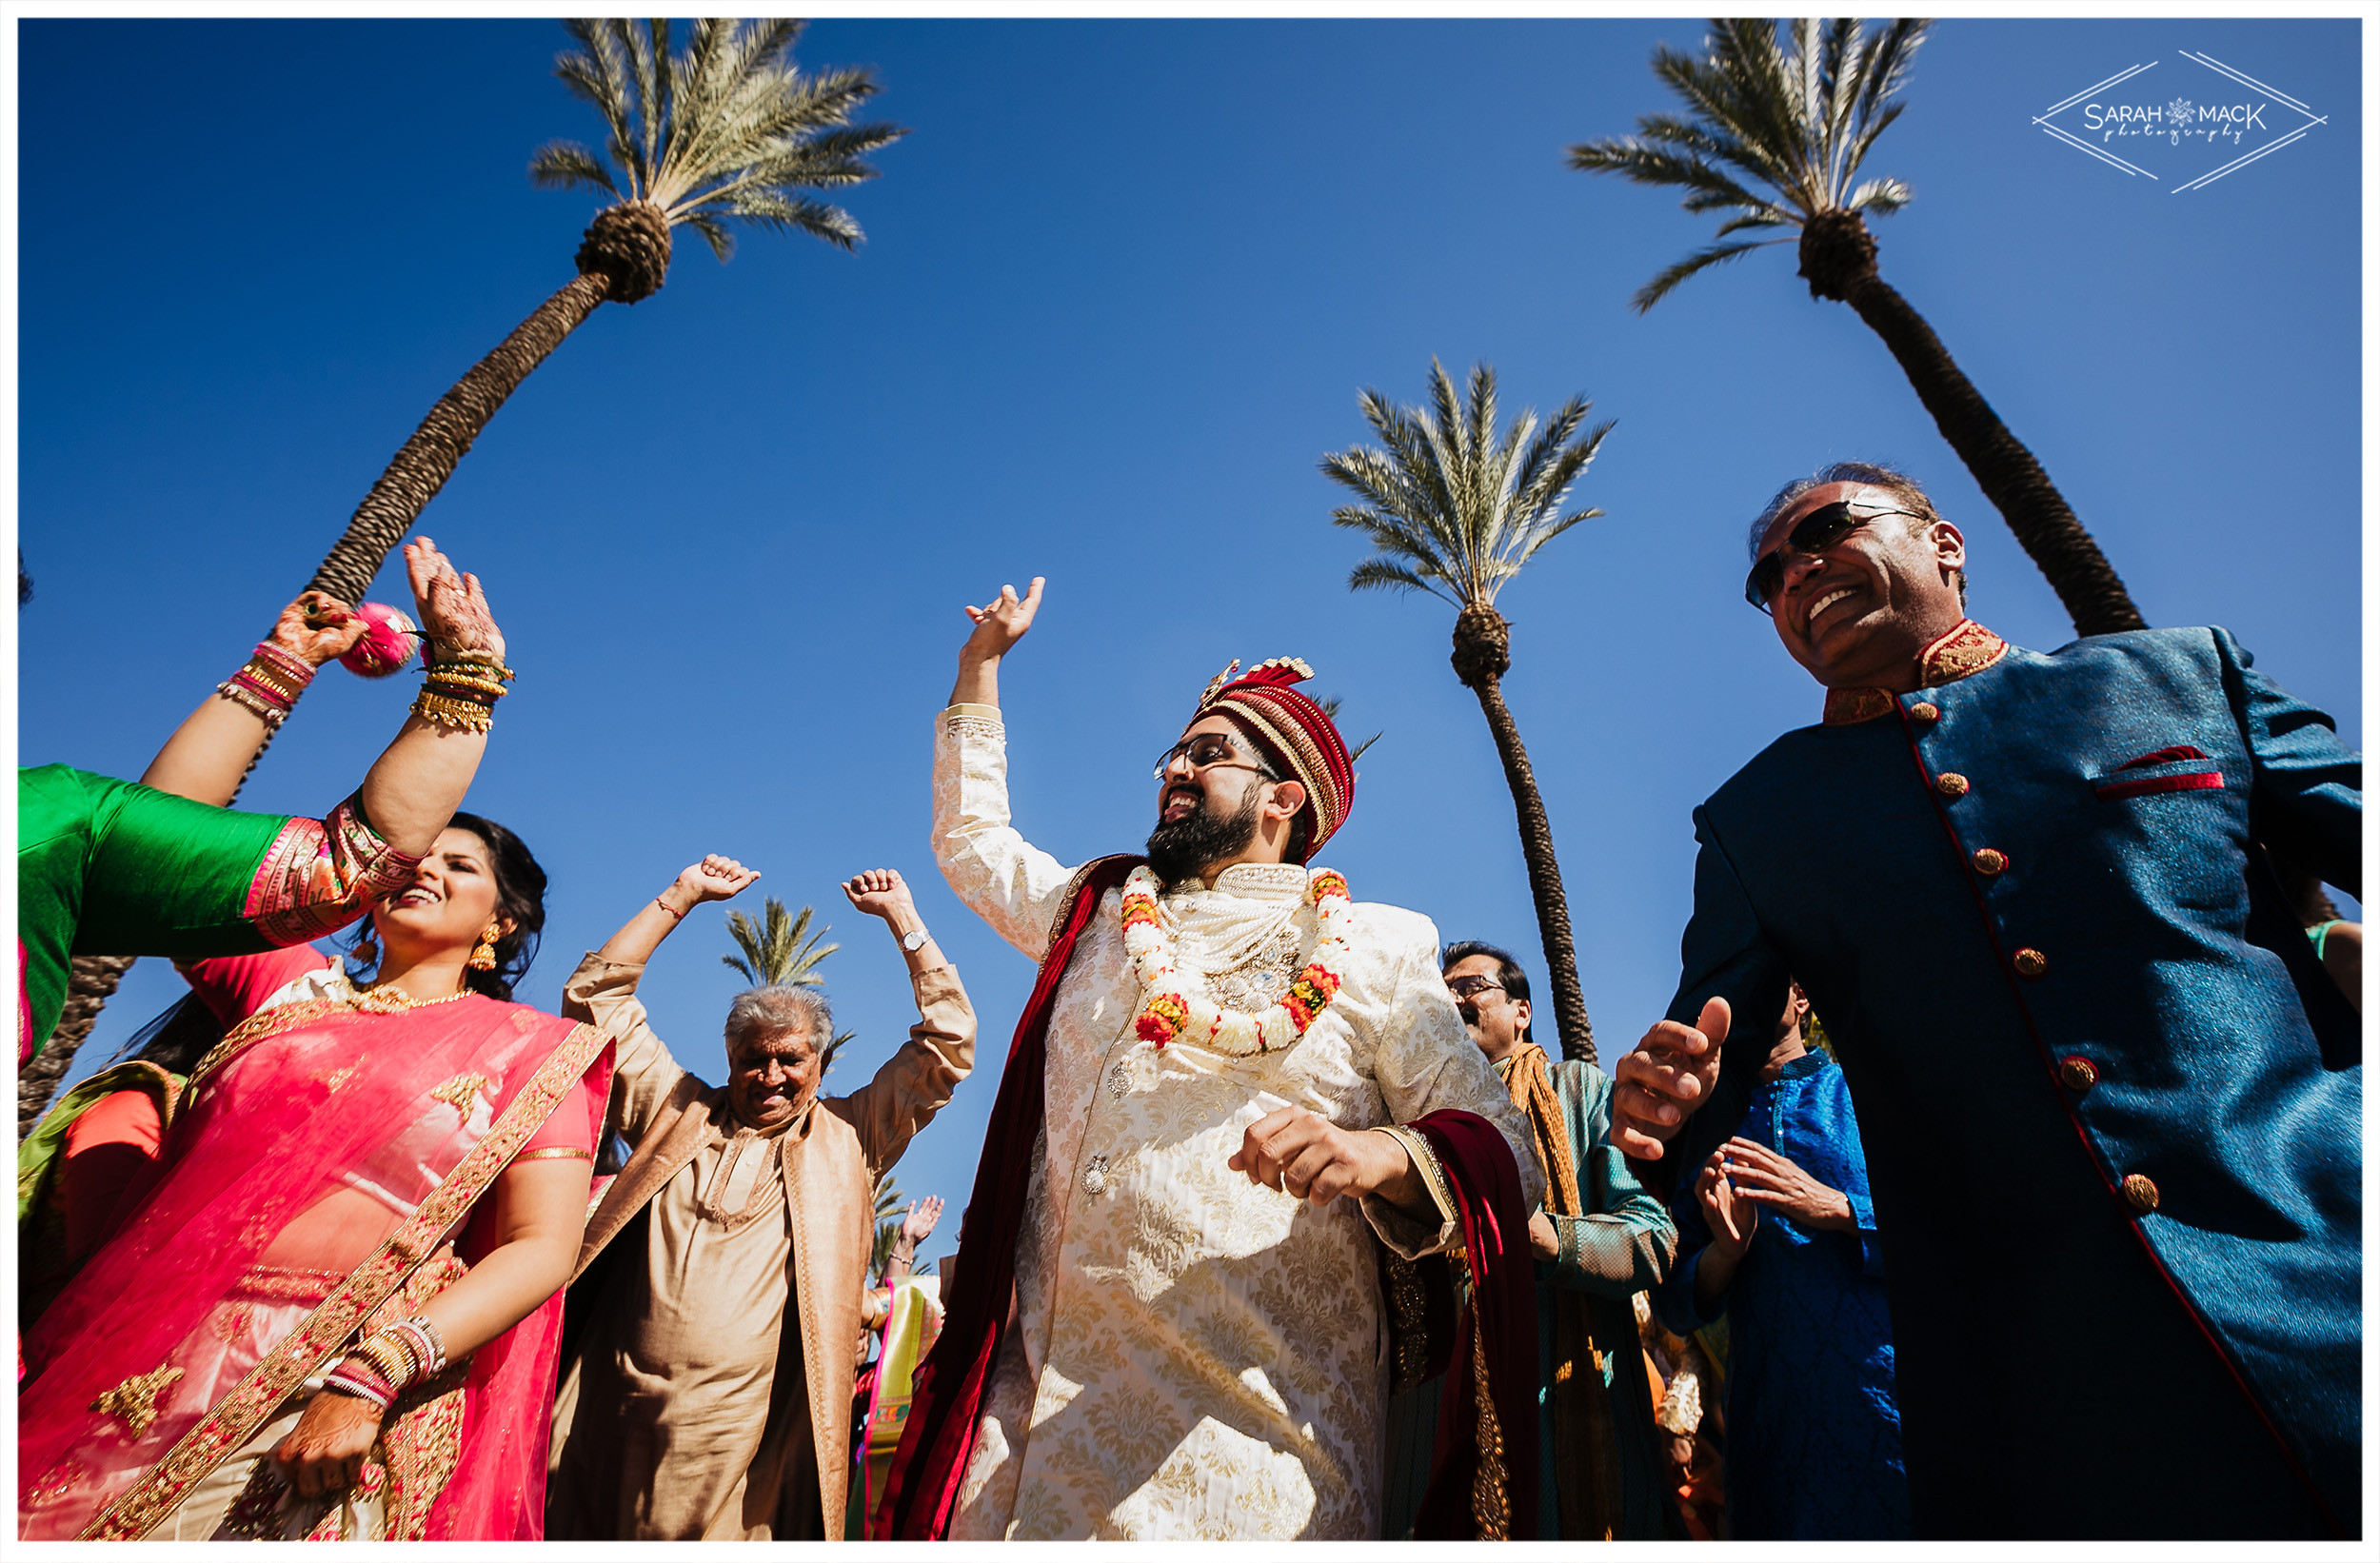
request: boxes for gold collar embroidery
[1821,619,2010,725]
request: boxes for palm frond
[540,18,907,264]
[1325,361,1608,621]
[721,897,838,988]
[527,140,619,195]
[1577,18,1926,305]
[1630,238,1787,314]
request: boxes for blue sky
[19,18,2359,1273]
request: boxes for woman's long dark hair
[109,813,551,1079]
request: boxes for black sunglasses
[1744,501,1923,612]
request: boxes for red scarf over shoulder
[873,857,1537,1539]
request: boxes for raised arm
[946,576,1043,708]
[832,869,978,1176]
[597,854,762,968]
[563,856,762,1144]
[140,540,504,863]
[933,576,1080,957]
[140,593,369,805]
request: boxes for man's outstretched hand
[950,577,1044,707]
[1612,997,1731,1160]
[962,578,1043,663]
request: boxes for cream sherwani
[933,703,1541,1540]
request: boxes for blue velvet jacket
[1660,622,2359,1539]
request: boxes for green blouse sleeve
[69,770,291,956]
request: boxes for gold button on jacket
[1973,847,2009,876]
[2013,947,2048,979]
[2058,1056,2099,1093]
[1936,772,1970,799]
[2122,1173,2160,1214]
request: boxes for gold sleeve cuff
[943,702,1002,722]
[1369,1123,1458,1229]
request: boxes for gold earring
[354,929,378,967]
[469,921,501,971]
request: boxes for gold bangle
[411,689,495,733]
[350,1332,417,1391]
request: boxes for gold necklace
[349,981,474,1015]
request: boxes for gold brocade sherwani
[545,955,975,1541]
[932,703,1542,1540]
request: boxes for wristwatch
[901,927,930,953]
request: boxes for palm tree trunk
[19,955,135,1138]
[307,270,613,603]
[1451,604,1596,1063]
[1800,214,2145,638]
[1468,677,1597,1064]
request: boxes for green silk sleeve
[77,777,290,955]
[18,766,286,1062]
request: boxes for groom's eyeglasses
[1443,975,1505,999]
[1153,734,1278,782]
[1744,501,1922,612]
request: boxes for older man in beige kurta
[545,955,974,1540]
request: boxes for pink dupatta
[17,989,609,1540]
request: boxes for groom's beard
[1145,782,1263,883]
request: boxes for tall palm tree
[722,896,856,1071]
[309,17,903,603]
[1568,18,2144,638]
[1322,360,1613,1063]
[26,19,904,1136]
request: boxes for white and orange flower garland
[1121,863,1354,1055]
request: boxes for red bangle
[654,896,684,920]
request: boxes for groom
[878,578,1542,1541]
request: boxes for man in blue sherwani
[1611,462,2359,1539]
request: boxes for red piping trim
[1890,697,2343,1537]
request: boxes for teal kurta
[1531,1058,1676,1540]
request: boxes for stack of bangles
[322,1315,449,1411]
[409,650,514,735]
[215,641,316,731]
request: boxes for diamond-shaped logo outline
[2033,50,2327,192]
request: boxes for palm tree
[308,17,903,603]
[1568,18,2144,638]
[1322,360,1613,1063]
[25,19,904,1136]
[722,896,856,1072]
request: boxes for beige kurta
[546,957,976,1541]
[932,703,1542,1540]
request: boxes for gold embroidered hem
[1820,618,2010,725]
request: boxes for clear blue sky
[19,18,2360,1274]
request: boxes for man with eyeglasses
[880,578,1542,1541]
[1438,941,1676,1541]
[1607,462,2360,1539]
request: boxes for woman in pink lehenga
[18,788,612,1541]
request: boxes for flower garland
[1122,863,1354,1055]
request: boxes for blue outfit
[1663,623,2359,1539]
[1653,1050,1910,1539]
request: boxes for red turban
[1188,658,1355,861]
